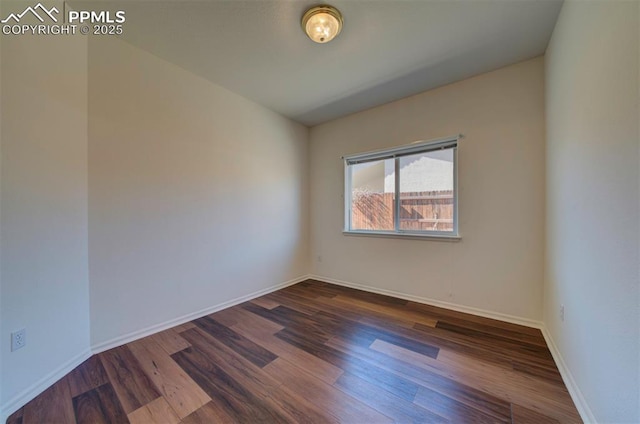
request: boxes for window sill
[342,230,461,241]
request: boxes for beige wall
[88,36,309,347]
[544,1,639,422]
[309,57,546,322]
[0,32,91,416]
[2,4,637,421]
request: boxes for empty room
[1,0,638,423]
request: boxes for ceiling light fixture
[301,5,343,44]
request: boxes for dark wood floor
[7,280,581,423]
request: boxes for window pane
[399,148,454,232]
[350,159,395,231]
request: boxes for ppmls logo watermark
[1,2,126,36]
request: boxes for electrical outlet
[11,329,26,351]
[560,305,565,322]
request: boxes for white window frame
[343,135,461,240]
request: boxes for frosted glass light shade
[302,5,343,44]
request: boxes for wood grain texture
[22,376,76,424]
[328,334,514,420]
[249,296,280,310]
[264,290,323,316]
[179,400,239,424]
[179,326,337,424]
[263,357,393,424]
[127,396,180,424]
[128,338,210,418]
[9,279,581,424]
[332,294,439,328]
[232,321,344,384]
[172,345,290,423]
[413,385,510,423]
[99,345,161,414]
[335,372,447,423]
[511,403,561,424]
[148,328,191,355]
[193,315,277,368]
[72,384,128,424]
[172,322,196,333]
[67,356,110,398]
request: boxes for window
[344,136,459,238]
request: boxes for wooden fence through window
[351,190,453,232]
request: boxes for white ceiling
[100,0,562,126]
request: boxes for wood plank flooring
[6,280,582,423]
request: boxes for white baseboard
[0,348,92,423]
[541,327,596,423]
[91,275,309,354]
[309,274,543,329]
[2,275,595,424]
[310,274,595,423]
[0,275,309,422]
